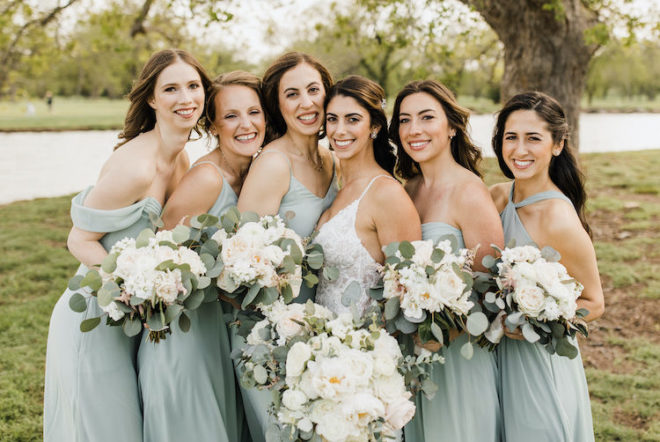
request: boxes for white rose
[514,282,546,317]
[410,240,434,266]
[540,298,561,321]
[281,389,308,411]
[286,342,312,377]
[512,261,537,283]
[211,229,228,244]
[176,247,206,275]
[385,395,416,430]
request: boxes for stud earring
[370,130,378,139]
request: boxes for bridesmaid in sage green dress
[43,49,210,442]
[234,52,337,442]
[490,92,604,442]
[389,80,505,442]
[137,71,266,442]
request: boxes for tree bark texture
[459,0,600,149]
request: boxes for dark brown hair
[389,80,482,180]
[115,49,211,149]
[325,75,396,175]
[204,70,270,145]
[492,91,590,235]
[261,52,333,139]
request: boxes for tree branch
[131,0,156,37]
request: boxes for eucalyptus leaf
[460,341,474,360]
[197,276,211,290]
[466,312,489,336]
[164,304,184,323]
[258,286,279,306]
[195,213,219,228]
[303,273,319,288]
[282,284,294,303]
[101,251,119,273]
[481,254,496,269]
[430,247,446,263]
[398,241,415,259]
[68,274,84,291]
[97,281,119,307]
[80,270,102,291]
[122,317,142,337]
[383,241,399,258]
[555,337,578,359]
[403,310,426,323]
[540,246,561,262]
[322,265,339,281]
[576,308,590,318]
[80,316,101,332]
[384,296,400,320]
[184,290,205,310]
[68,292,87,313]
[430,322,444,345]
[178,312,191,332]
[368,286,384,301]
[147,311,166,332]
[207,260,225,279]
[394,315,417,334]
[484,291,496,304]
[240,211,260,225]
[550,322,566,338]
[289,242,303,266]
[306,250,324,270]
[135,228,156,248]
[342,281,363,307]
[521,323,541,343]
[242,284,262,309]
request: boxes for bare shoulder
[248,145,291,180]
[370,176,416,214]
[182,161,224,190]
[489,181,512,212]
[453,174,493,208]
[540,198,586,240]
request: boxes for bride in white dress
[314,75,420,315]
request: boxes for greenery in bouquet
[68,225,212,342]
[368,238,490,361]
[211,207,330,311]
[474,243,589,358]
[235,299,435,442]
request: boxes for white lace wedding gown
[315,175,392,316]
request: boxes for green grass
[0,97,128,131]
[0,150,658,440]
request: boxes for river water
[1,113,659,205]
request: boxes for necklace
[291,146,324,172]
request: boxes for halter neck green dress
[498,183,594,442]
[404,222,503,442]
[234,150,337,442]
[138,161,244,442]
[44,186,161,442]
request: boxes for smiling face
[397,92,455,165]
[213,84,265,158]
[149,60,205,131]
[278,63,325,136]
[325,95,375,161]
[501,109,563,181]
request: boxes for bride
[314,75,420,315]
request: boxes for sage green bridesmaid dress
[233,150,337,442]
[404,222,503,442]
[44,186,161,442]
[498,183,594,442]
[138,162,244,442]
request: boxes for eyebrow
[504,131,543,136]
[399,108,435,117]
[284,81,320,93]
[160,79,199,88]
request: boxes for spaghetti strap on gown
[404,222,503,442]
[233,150,337,442]
[138,161,243,442]
[44,186,161,442]
[498,183,594,442]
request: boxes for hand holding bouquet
[476,244,589,358]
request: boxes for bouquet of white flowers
[211,209,326,310]
[236,300,435,442]
[68,227,210,342]
[374,239,489,359]
[476,244,589,358]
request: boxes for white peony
[286,342,312,377]
[514,282,546,317]
[281,389,308,411]
[385,395,416,430]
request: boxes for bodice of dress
[314,175,393,316]
[421,222,465,248]
[70,186,162,252]
[500,182,573,247]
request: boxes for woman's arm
[67,153,153,267]
[161,164,223,229]
[237,150,291,215]
[457,181,505,272]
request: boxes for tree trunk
[459,0,600,149]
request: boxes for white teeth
[335,140,352,147]
[236,133,256,141]
[514,159,533,167]
[410,141,427,147]
[299,114,316,121]
[176,109,193,116]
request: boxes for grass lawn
[0,150,658,441]
[0,97,128,131]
